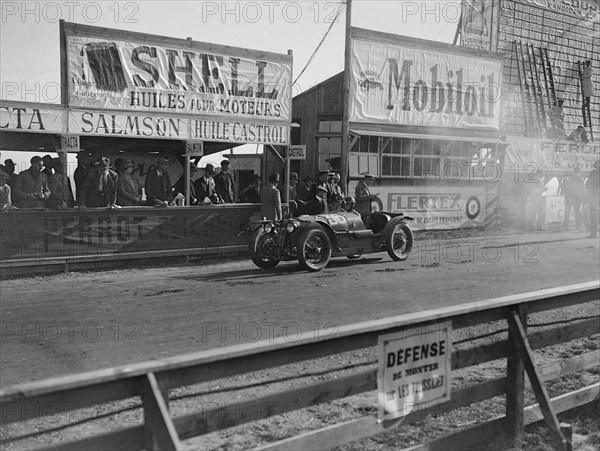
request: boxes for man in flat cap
[215,159,235,203]
[311,169,330,198]
[260,173,282,220]
[355,173,378,214]
[79,156,118,209]
[13,156,51,208]
[145,156,174,207]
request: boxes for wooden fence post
[141,372,181,451]
[509,311,569,451]
[506,307,526,448]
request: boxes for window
[317,116,342,171]
[413,140,441,177]
[382,138,411,176]
[318,137,341,171]
[318,119,342,134]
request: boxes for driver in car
[296,185,329,216]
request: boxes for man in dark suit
[297,185,328,216]
[215,159,235,203]
[195,164,222,205]
[173,163,200,205]
[260,173,282,220]
[145,157,173,206]
[355,173,378,214]
[297,175,313,202]
[78,156,118,209]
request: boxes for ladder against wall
[577,61,595,142]
[513,41,559,138]
[513,42,595,142]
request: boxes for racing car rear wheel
[297,227,332,272]
[249,228,280,269]
[383,217,413,261]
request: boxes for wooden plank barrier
[0,281,598,450]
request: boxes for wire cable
[293,2,345,85]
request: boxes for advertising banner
[69,109,190,140]
[378,322,451,421]
[0,103,66,134]
[0,206,259,262]
[522,0,600,21]
[349,30,502,129]
[349,182,487,230]
[505,136,600,172]
[190,118,289,145]
[63,22,292,122]
[461,0,495,50]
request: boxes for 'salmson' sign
[62,22,292,124]
[349,28,502,130]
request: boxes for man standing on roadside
[260,173,282,220]
[586,160,599,238]
[562,167,585,230]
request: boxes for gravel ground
[1,302,598,451]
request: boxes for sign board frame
[377,321,452,422]
[287,145,306,160]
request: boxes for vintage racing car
[249,211,414,272]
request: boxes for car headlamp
[263,223,273,234]
[286,222,296,233]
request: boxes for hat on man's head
[95,157,111,169]
[4,159,15,167]
[42,154,53,164]
[221,160,230,167]
[268,172,280,183]
[31,156,43,164]
[190,163,199,172]
[363,173,375,180]
[204,163,216,174]
[289,172,299,180]
[319,169,330,175]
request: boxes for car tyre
[249,228,280,269]
[297,227,332,272]
[383,217,413,261]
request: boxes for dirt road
[1,230,598,386]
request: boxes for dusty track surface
[1,230,598,386]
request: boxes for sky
[0,0,459,171]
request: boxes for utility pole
[340,0,352,195]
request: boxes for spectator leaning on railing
[79,157,118,210]
[12,156,51,208]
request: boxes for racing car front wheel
[297,227,332,272]
[249,228,280,269]
[383,218,414,262]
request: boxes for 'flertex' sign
[349,29,502,129]
[378,322,451,421]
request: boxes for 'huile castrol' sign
[62,22,292,124]
[349,29,502,130]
